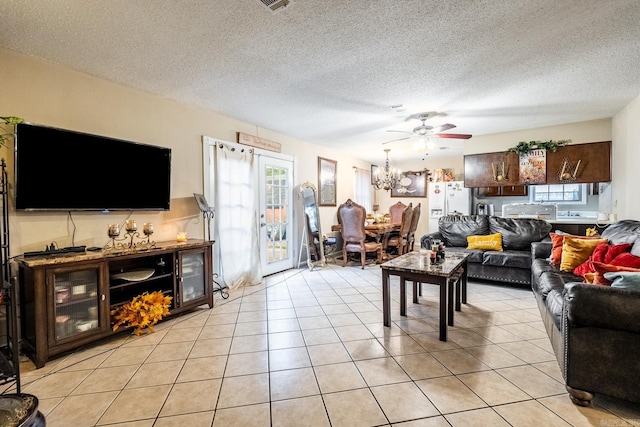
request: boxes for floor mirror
[298,182,326,270]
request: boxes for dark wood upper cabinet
[464,141,611,188]
[464,152,520,188]
[545,141,611,184]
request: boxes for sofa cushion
[439,215,489,247]
[559,237,606,272]
[445,246,485,263]
[573,242,633,276]
[482,250,531,269]
[488,217,552,251]
[467,233,503,251]
[604,272,640,290]
[584,261,640,285]
[601,219,640,246]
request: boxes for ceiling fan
[383,112,472,145]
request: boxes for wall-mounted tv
[15,123,171,211]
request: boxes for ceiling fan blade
[386,129,411,134]
[382,136,412,144]
[430,123,456,133]
[433,133,473,139]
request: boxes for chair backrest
[399,204,413,237]
[338,199,366,242]
[389,202,407,224]
[408,203,421,235]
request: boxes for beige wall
[0,47,368,256]
[2,46,638,259]
[612,92,640,221]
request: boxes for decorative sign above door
[237,132,282,153]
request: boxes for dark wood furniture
[17,240,214,368]
[545,141,611,184]
[385,203,413,257]
[464,151,521,188]
[337,199,383,268]
[381,251,468,341]
[476,185,528,197]
[464,141,611,188]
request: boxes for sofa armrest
[531,241,552,259]
[564,283,640,334]
[420,232,443,249]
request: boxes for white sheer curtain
[215,142,262,290]
[354,166,373,211]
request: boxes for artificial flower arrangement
[111,291,172,335]
[507,139,571,156]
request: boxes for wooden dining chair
[386,203,413,257]
[389,201,407,225]
[337,199,383,268]
[407,203,421,252]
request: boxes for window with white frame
[529,183,587,204]
[353,167,372,211]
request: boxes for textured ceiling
[2,0,640,163]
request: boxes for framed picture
[391,170,427,198]
[318,157,337,206]
[370,164,379,185]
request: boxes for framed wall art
[391,170,427,198]
[318,157,337,206]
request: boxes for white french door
[203,137,295,283]
[258,155,294,276]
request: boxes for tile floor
[13,262,640,426]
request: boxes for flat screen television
[15,123,172,211]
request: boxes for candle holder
[104,220,156,253]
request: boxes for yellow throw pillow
[467,233,503,251]
[560,237,607,272]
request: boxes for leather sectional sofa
[420,215,552,286]
[531,219,640,406]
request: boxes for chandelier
[372,149,399,191]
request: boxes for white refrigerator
[428,181,471,233]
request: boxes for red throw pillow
[610,252,640,268]
[587,261,640,285]
[604,243,634,263]
[573,242,633,277]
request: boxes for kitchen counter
[549,219,614,225]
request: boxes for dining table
[331,222,400,260]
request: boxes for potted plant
[0,116,24,148]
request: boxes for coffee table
[380,251,469,341]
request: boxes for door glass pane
[265,165,289,263]
[182,252,205,303]
[54,269,99,340]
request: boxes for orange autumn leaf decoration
[111,291,172,335]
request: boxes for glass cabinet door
[52,267,101,341]
[179,250,206,305]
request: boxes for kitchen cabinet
[546,141,611,184]
[464,152,520,188]
[477,185,528,197]
[18,240,213,368]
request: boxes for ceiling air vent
[257,0,294,14]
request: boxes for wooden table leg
[455,277,462,312]
[439,278,447,341]
[461,262,468,304]
[382,269,390,326]
[400,276,407,316]
[448,279,454,327]
[413,281,419,303]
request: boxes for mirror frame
[299,182,326,270]
[318,157,337,206]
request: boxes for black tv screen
[15,123,171,211]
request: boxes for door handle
[260,223,266,227]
